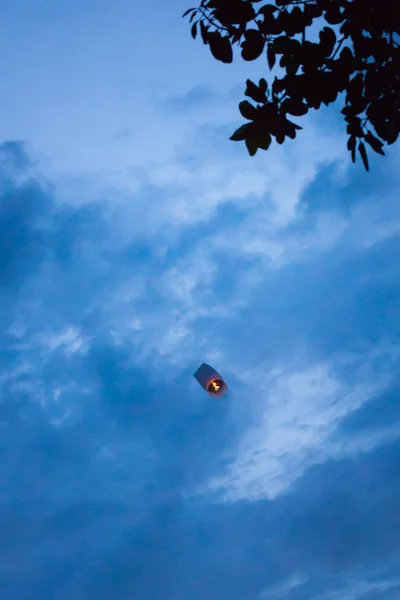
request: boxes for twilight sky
[1,1,400,599]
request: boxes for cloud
[260,573,309,598]
[3,1,400,597]
[0,143,51,291]
[202,341,400,502]
[259,572,400,600]
[311,575,400,600]
[161,85,219,113]
[1,107,400,600]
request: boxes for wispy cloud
[2,2,400,594]
[259,572,400,600]
[203,341,400,502]
[310,574,400,600]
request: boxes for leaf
[325,4,345,24]
[345,114,363,137]
[208,32,233,63]
[287,119,302,131]
[259,4,278,17]
[214,1,255,25]
[365,130,385,155]
[239,100,258,120]
[267,44,276,69]
[272,35,292,54]
[231,24,246,43]
[351,96,368,115]
[358,141,369,171]
[346,73,364,105]
[282,98,308,116]
[347,135,356,162]
[303,3,323,22]
[241,29,265,61]
[301,40,325,69]
[339,46,355,76]
[191,21,198,39]
[280,6,306,36]
[259,78,268,94]
[258,101,279,126]
[285,54,301,77]
[319,26,336,56]
[230,123,253,141]
[182,7,196,18]
[245,133,259,156]
[258,10,282,35]
[257,130,272,150]
[245,78,267,103]
[319,72,339,105]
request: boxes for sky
[1,1,400,599]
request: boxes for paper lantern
[193,363,227,397]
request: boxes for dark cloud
[161,85,218,114]
[300,139,400,217]
[1,139,400,600]
[0,146,50,290]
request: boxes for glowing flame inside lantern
[194,363,227,397]
[207,379,224,394]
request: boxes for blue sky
[1,1,400,599]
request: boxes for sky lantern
[193,363,228,398]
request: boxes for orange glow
[210,380,220,391]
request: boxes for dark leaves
[303,3,323,22]
[347,134,356,162]
[231,122,271,156]
[272,35,293,54]
[230,123,253,141]
[325,3,345,25]
[213,1,255,26]
[208,32,233,63]
[239,100,258,120]
[319,27,336,56]
[244,124,259,156]
[279,7,306,36]
[191,21,198,39]
[365,130,385,155]
[358,141,369,171]
[257,130,272,150]
[244,78,268,103]
[267,44,276,69]
[258,6,283,35]
[338,46,355,76]
[185,0,400,170]
[258,4,278,21]
[182,7,196,18]
[282,98,308,116]
[346,73,364,105]
[259,78,268,94]
[241,29,265,61]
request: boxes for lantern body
[193,363,227,398]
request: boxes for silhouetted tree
[183,0,400,170]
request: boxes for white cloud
[203,342,400,502]
[258,572,400,600]
[309,575,400,600]
[260,573,308,599]
[43,326,89,356]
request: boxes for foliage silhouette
[183,0,400,170]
